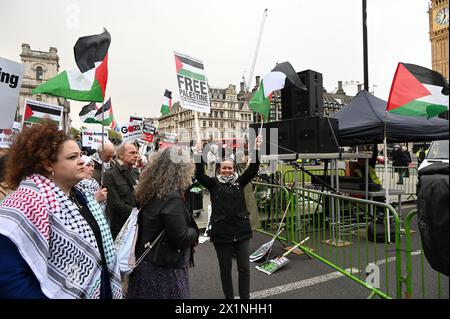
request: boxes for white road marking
[250,268,360,299]
[250,250,422,299]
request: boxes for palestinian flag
[387,63,449,118]
[93,98,114,126]
[32,29,111,102]
[79,102,98,123]
[249,61,306,120]
[174,52,205,81]
[110,118,118,131]
[160,89,172,115]
[130,115,143,123]
[23,99,63,127]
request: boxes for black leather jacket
[195,152,259,243]
[134,192,199,269]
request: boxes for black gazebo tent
[332,90,449,146]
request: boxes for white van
[418,140,449,171]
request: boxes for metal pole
[100,104,105,186]
[362,0,369,91]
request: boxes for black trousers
[213,239,250,299]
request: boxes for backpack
[417,162,449,276]
[114,208,164,275]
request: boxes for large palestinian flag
[23,99,63,127]
[386,63,449,118]
[32,29,111,102]
[174,53,205,81]
[160,89,172,115]
[249,61,306,120]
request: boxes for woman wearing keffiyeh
[76,155,108,215]
[194,135,262,300]
[0,120,122,299]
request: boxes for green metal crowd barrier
[281,168,346,187]
[253,179,448,299]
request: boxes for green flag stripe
[32,71,104,102]
[178,69,205,81]
[161,105,171,115]
[24,116,59,126]
[249,81,270,120]
[390,99,448,118]
[83,118,102,124]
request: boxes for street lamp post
[362,0,369,92]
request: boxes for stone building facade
[17,44,70,132]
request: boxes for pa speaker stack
[281,69,324,119]
[249,69,339,155]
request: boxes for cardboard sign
[120,122,143,142]
[142,122,156,142]
[23,99,63,129]
[129,115,143,124]
[0,57,24,129]
[81,130,108,149]
[0,122,21,148]
[174,52,210,113]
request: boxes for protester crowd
[0,120,263,300]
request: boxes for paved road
[190,205,449,299]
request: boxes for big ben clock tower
[429,0,449,79]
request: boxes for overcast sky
[0,0,432,129]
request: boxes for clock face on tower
[435,7,449,25]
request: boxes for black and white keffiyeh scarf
[216,173,239,185]
[0,174,122,299]
[76,178,100,196]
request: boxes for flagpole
[100,104,105,186]
[383,111,391,243]
[259,113,264,137]
[194,111,201,145]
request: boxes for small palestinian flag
[110,118,118,131]
[32,29,111,102]
[249,61,306,120]
[23,99,63,127]
[160,89,172,116]
[93,98,114,126]
[79,102,98,123]
[130,115,143,123]
[387,63,449,118]
[174,53,205,81]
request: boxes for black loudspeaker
[250,117,339,154]
[281,70,324,119]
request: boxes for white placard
[81,130,108,149]
[0,57,24,129]
[120,122,143,142]
[0,122,21,148]
[174,52,210,113]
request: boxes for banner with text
[23,99,63,129]
[174,52,210,113]
[142,121,156,143]
[0,122,22,148]
[81,130,108,149]
[120,122,143,142]
[0,57,24,129]
[129,115,143,124]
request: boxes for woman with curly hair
[127,146,199,299]
[0,120,122,299]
